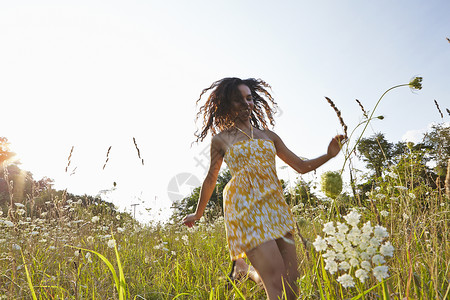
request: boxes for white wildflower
[336,222,349,234]
[322,250,337,260]
[394,186,408,190]
[349,257,359,267]
[116,215,121,220]
[91,216,100,223]
[337,273,355,288]
[335,232,346,242]
[373,265,389,282]
[344,210,361,227]
[323,222,335,235]
[374,225,389,239]
[17,209,26,216]
[85,252,92,263]
[77,199,82,205]
[409,193,416,199]
[0,210,3,216]
[313,236,327,252]
[107,239,116,248]
[336,252,346,261]
[3,220,14,227]
[387,171,398,179]
[366,246,377,256]
[360,252,371,261]
[117,227,125,233]
[74,250,80,257]
[403,213,409,219]
[361,221,373,234]
[324,258,338,274]
[361,260,372,271]
[372,254,386,265]
[171,251,176,256]
[12,244,21,251]
[181,235,189,244]
[355,269,369,283]
[338,261,351,271]
[380,241,394,257]
[375,194,386,200]
[380,210,389,217]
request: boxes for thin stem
[340,84,409,173]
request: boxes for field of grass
[1,78,449,299]
[0,165,448,299]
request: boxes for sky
[1,0,449,223]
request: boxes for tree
[357,133,393,178]
[422,123,450,177]
[0,137,15,165]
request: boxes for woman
[183,77,345,299]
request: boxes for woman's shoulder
[259,128,281,142]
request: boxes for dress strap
[234,125,253,139]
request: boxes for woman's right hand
[182,213,200,227]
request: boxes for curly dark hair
[194,77,278,143]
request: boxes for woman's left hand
[327,135,347,157]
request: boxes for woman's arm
[267,130,345,174]
[182,135,224,227]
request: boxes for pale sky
[1,0,449,222]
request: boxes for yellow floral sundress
[223,127,296,260]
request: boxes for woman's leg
[245,240,288,300]
[234,258,262,285]
[275,233,300,299]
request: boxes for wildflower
[355,269,369,283]
[313,236,327,251]
[344,210,361,227]
[361,260,372,271]
[336,222,349,234]
[77,199,82,205]
[380,241,394,257]
[349,257,359,267]
[85,252,92,263]
[387,171,398,179]
[181,235,189,244]
[372,254,386,265]
[87,236,94,244]
[17,209,26,216]
[107,239,116,248]
[49,246,56,250]
[41,212,48,217]
[153,244,162,250]
[373,265,389,282]
[409,76,423,90]
[171,251,176,256]
[323,222,335,235]
[373,225,389,239]
[91,216,100,223]
[117,227,125,233]
[409,193,416,199]
[12,244,21,251]
[74,250,80,257]
[337,273,355,288]
[322,250,337,260]
[339,261,351,271]
[361,221,373,234]
[0,210,2,216]
[403,213,409,220]
[380,210,389,217]
[375,194,385,200]
[2,220,14,227]
[324,258,338,274]
[14,203,25,208]
[394,186,408,190]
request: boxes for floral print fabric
[223,138,296,260]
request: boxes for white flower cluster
[313,209,394,288]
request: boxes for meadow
[0,78,449,299]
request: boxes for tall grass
[1,77,449,299]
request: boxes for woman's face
[231,84,254,121]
